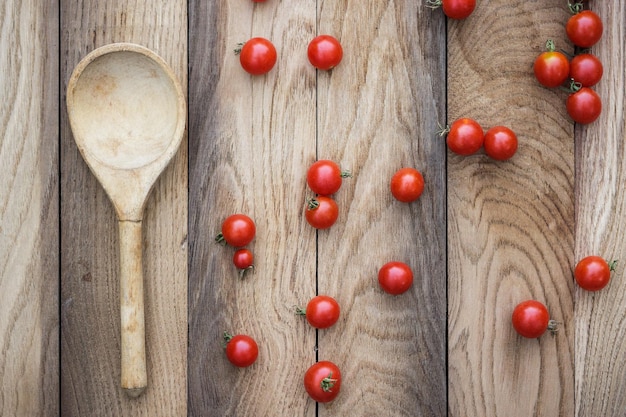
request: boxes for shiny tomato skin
[446,118,484,156]
[390,168,424,202]
[304,361,342,403]
[483,126,518,161]
[575,256,613,291]
[566,10,603,48]
[305,295,340,329]
[233,248,254,270]
[378,261,414,295]
[569,53,603,87]
[305,196,339,229]
[442,0,476,19]
[307,35,343,70]
[512,300,550,338]
[533,51,570,88]
[239,37,277,75]
[225,334,258,367]
[221,214,256,247]
[566,87,602,124]
[306,160,345,196]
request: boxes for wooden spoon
[66,43,186,397]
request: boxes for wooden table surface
[2,0,625,416]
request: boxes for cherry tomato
[297,295,340,329]
[483,126,518,161]
[307,35,343,70]
[306,160,350,196]
[569,53,603,87]
[574,256,616,291]
[238,37,277,75]
[427,0,476,19]
[233,248,254,278]
[566,86,602,124]
[224,332,258,367]
[305,196,339,229]
[533,40,570,88]
[566,10,603,48]
[511,300,557,338]
[378,261,414,295]
[217,214,256,247]
[390,168,425,203]
[444,118,484,156]
[304,361,342,403]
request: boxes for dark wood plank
[575,2,626,416]
[447,1,575,416]
[315,1,447,416]
[0,1,59,415]
[60,1,187,415]
[188,1,317,416]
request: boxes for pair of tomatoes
[305,160,351,229]
[444,118,518,161]
[217,214,257,278]
[237,35,343,75]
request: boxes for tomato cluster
[216,213,257,278]
[533,3,604,124]
[442,118,518,161]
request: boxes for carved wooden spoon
[66,43,186,397]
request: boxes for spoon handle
[119,220,147,397]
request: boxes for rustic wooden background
[1,0,625,416]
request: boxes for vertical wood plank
[575,3,626,416]
[60,1,187,415]
[447,1,575,416]
[187,1,317,416]
[0,1,59,415]
[315,1,446,416]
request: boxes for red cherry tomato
[298,295,341,329]
[390,168,425,203]
[378,261,414,295]
[444,118,484,156]
[566,10,603,48]
[427,0,476,19]
[305,196,339,229]
[512,300,556,338]
[307,35,343,70]
[566,86,602,124]
[483,126,518,161]
[306,160,350,196]
[224,332,258,367]
[233,248,254,278]
[574,256,616,291]
[569,53,603,87]
[533,40,570,88]
[304,361,342,403]
[217,214,256,247]
[238,37,277,75]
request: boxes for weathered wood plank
[447,1,575,416]
[575,2,626,416]
[60,1,187,415]
[315,1,446,416]
[187,1,317,416]
[0,1,59,415]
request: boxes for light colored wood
[0,0,59,415]
[61,1,188,415]
[66,43,186,396]
[187,1,318,416]
[447,1,575,416]
[314,1,447,416]
[575,2,626,416]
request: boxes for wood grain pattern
[60,1,187,415]
[575,2,626,417]
[314,1,446,416]
[0,1,59,416]
[447,1,575,416]
[188,1,318,416]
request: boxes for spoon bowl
[67,43,186,397]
